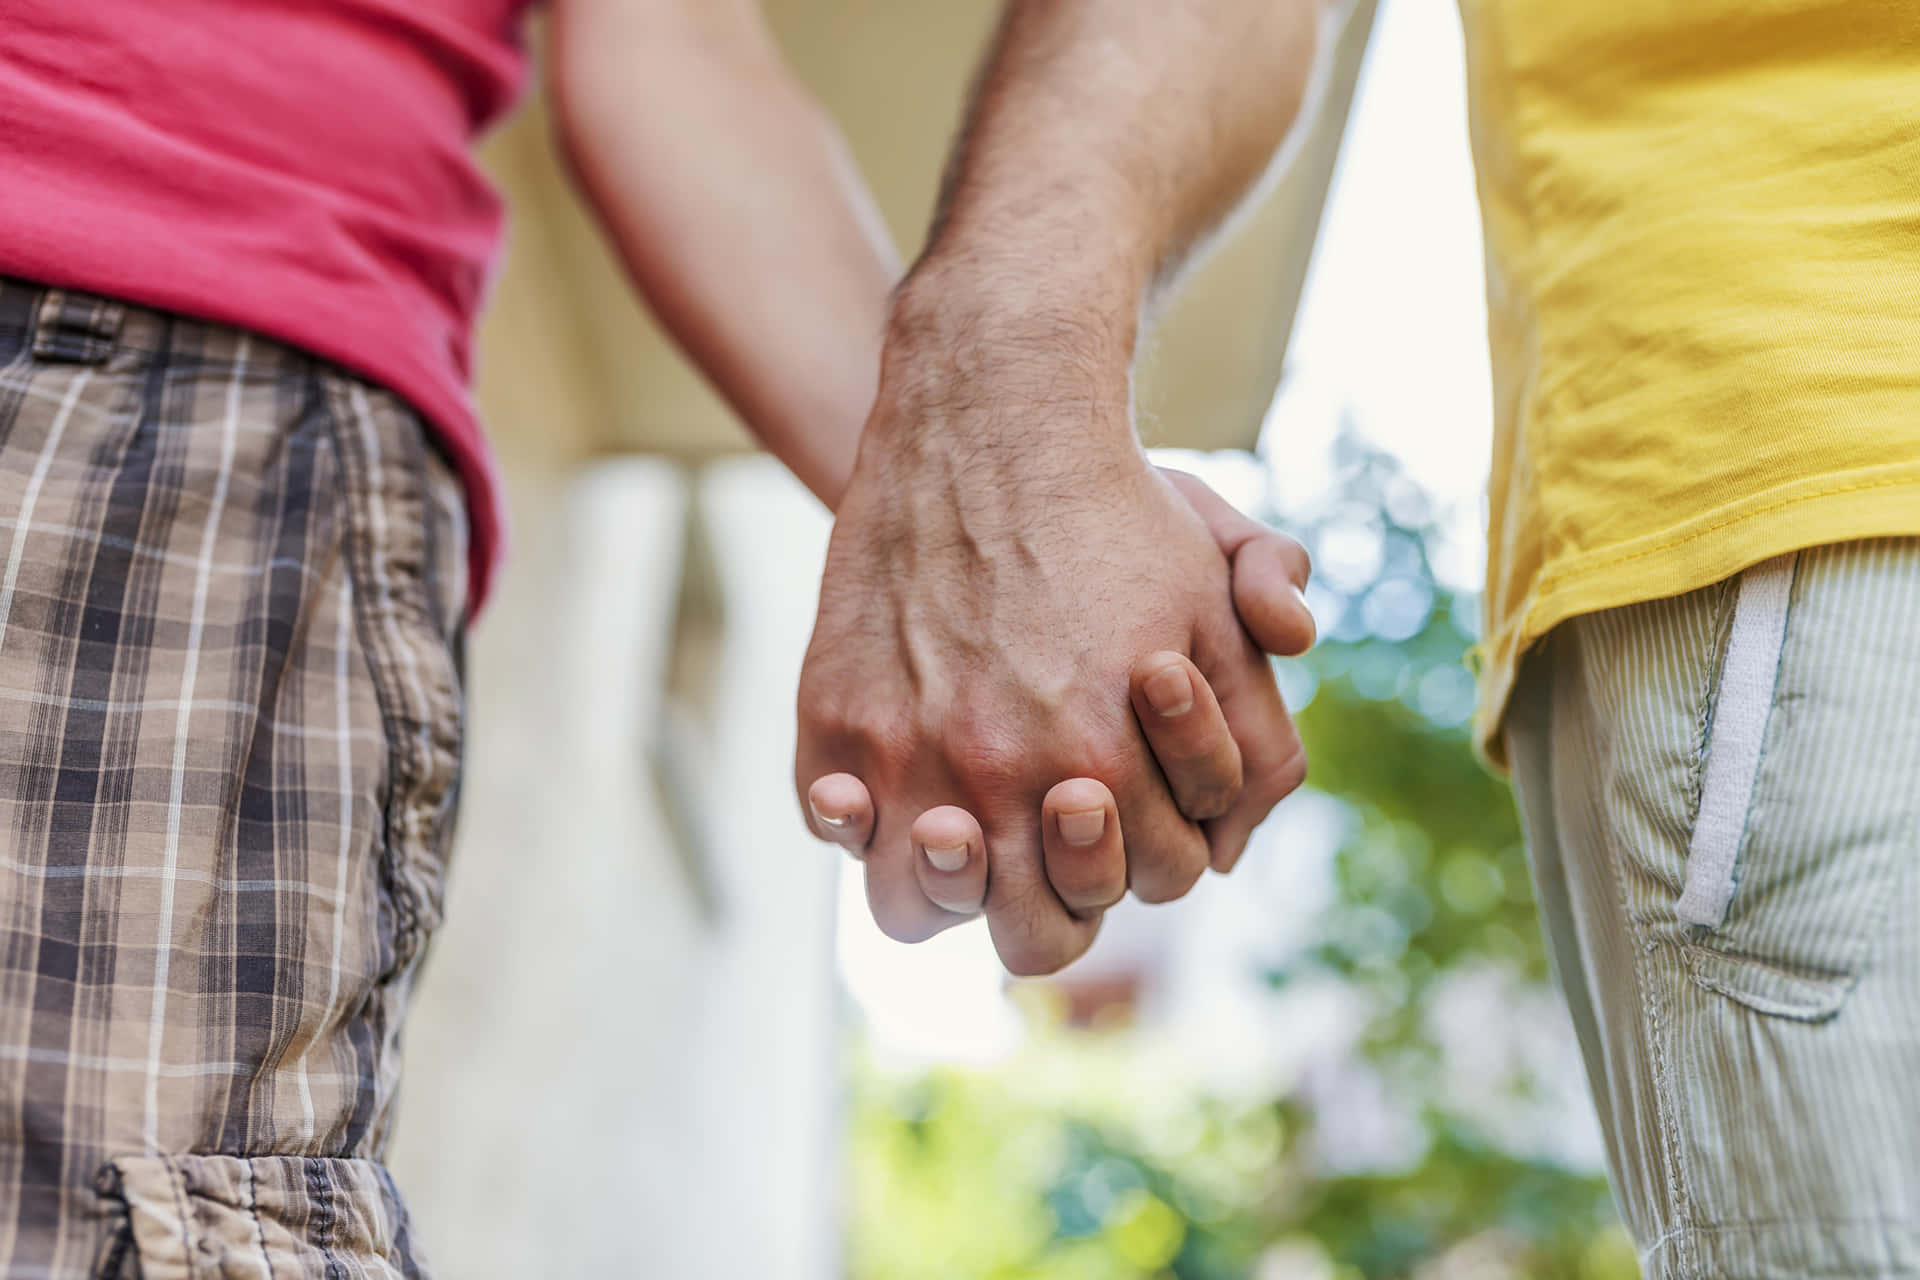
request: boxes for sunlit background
[383,2,1640,1276]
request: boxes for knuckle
[1062,886,1123,916]
[1081,734,1147,794]
[797,681,913,765]
[1048,856,1123,911]
[1253,746,1308,806]
[1039,701,1134,780]
[1078,744,1138,795]
[985,885,1081,976]
[1146,723,1211,767]
[1179,777,1239,822]
[793,667,842,725]
[848,713,914,767]
[1130,853,1205,905]
[1210,833,1252,875]
[941,717,1028,794]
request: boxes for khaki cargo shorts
[0,280,466,1278]
[1507,542,1920,1278]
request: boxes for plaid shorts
[0,280,467,1278]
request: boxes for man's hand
[794,305,1310,975]
[556,0,1324,975]
[802,460,1314,972]
[789,0,1321,973]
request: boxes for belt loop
[33,290,127,364]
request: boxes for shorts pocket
[323,374,469,976]
[1679,542,1920,1020]
[94,1154,426,1279]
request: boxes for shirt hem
[1474,465,1920,769]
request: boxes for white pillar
[390,457,841,1279]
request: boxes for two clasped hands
[791,274,1317,976]
[560,0,1328,975]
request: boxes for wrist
[868,259,1143,457]
[885,252,1140,376]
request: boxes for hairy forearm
[551,0,899,510]
[894,0,1321,392]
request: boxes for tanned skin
[552,0,1320,974]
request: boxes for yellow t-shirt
[1461,0,1920,764]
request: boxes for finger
[1234,536,1316,657]
[1161,469,1315,656]
[1041,778,1126,916]
[1204,722,1307,874]
[1131,651,1242,821]
[1107,740,1213,905]
[1160,469,1308,578]
[912,805,988,916]
[862,805,971,944]
[981,814,1103,977]
[806,772,876,856]
[1191,622,1308,874]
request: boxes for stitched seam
[1623,886,1705,1278]
[317,373,463,983]
[88,1163,135,1280]
[1586,612,1706,1278]
[166,1157,199,1280]
[1532,471,1920,593]
[1474,475,1920,758]
[1681,582,1735,828]
[1676,941,1856,990]
[319,374,421,975]
[1642,1211,1920,1265]
[305,1158,344,1280]
[243,1159,270,1275]
[1677,557,1796,928]
[1561,616,1704,1276]
[1676,945,1857,1020]
[1680,552,1907,1012]
[1681,835,1905,1009]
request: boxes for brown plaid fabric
[0,279,467,1277]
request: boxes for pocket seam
[319,372,465,979]
[1676,553,1797,930]
[1676,551,1902,1021]
[1678,941,1859,1021]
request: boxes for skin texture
[798,0,1323,973]
[798,356,1310,972]
[552,0,1320,974]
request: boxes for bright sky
[839,0,1495,1063]
[1264,0,1492,570]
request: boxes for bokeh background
[383,1,1641,1276]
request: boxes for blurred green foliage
[846,437,1637,1279]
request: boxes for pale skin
[552,0,1322,974]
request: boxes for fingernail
[1143,664,1194,717]
[923,842,969,872]
[810,801,852,833]
[1057,808,1106,847]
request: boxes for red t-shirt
[0,0,532,613]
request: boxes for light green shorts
[1506,538,1920,1279]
